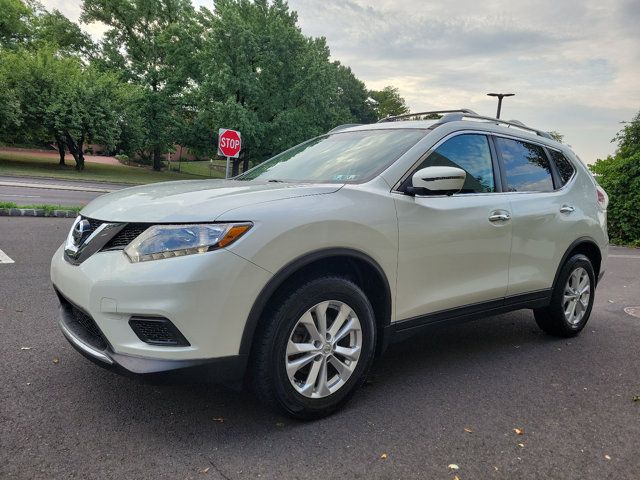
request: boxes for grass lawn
[166,160,227,178]
[0,152,211,185]
[0,201,81,214]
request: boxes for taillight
[596,185,608,210]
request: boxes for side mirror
[407,166,466,196]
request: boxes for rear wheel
[251,276,376,419]
[534,254,595,337]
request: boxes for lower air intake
[128,316,190,346]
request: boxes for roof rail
[378,109,553,139]
[439,114,554,139]
[377,109,478,123]
[327,123,362,133]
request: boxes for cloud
[289,0,640,162]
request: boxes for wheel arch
[240,248,393,358]
[553,237,603,289]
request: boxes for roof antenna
[487,93,515,119]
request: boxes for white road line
[0,249,15,264]
[0,194,41,198]
[0,181,112,193]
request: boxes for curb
[0,208,78,218]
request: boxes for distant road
[0,175,130,206]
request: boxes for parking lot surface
[1,216,639,479]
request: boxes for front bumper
[58,295,247,382]
[50,243,271,379]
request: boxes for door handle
[488,212,511,222]
[560,205,575,214]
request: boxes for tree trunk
[75,134,86,171]
[153,145,162,171]
[65,133,79,166]
[65,133,85,171]
[242,150,249,173]
[55,135,66,166]
[232,158,241,176]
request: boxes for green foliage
[0,201,82,214]
[1,0,411,177]
[0,0,94,55]
[115,153,130,165]
[30,9,95,56]
[0,77,22,134]
[332,61,377,124]
[369,86,410,120]
[548,131,564,143]
[190,0,383,172]
[0,47,127,170]
[81,0,201,170]
[0,0,32,48]
[590,111,640,246]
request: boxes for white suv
[51,110,608,418]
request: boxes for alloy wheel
[563,267,591,325]
[285,300,362,399]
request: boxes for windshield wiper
[267,179,286,183]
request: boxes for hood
[81,180,343,223]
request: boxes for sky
[42,0,640,163]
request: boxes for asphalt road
[1,217,639,480]
[0,176,127,206]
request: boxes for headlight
[124,223,252,263]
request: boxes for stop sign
[218,128,241,158]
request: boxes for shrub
[115,153,130,165]
[591,152,640,246]
[590,111,640,246]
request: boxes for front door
[394,133,513,321]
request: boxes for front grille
[129,316,190,346]
[85,217,104,232]
[102,224,148,250]
[58,294,108,351]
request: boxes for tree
[369,86,410,120]
[0,47,123,169]
[0,76,22,135]
[0,47,68,161]
[0,0,32,48]
[548,131,564,143]
[332,61,377,124]
[81,0,200,170]
[31,9,94,57]
[193,0,367,174]
[590,111,640,245]
[48,67,123,170]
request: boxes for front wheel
[534,254,595,337]
[251,276,376,419]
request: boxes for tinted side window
[495,137,554,192]
[417,134,495,193]
[549,150,575,186]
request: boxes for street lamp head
[486,93,515,119]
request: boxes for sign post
[217,128,242,179]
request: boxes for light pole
[487,93,514,119]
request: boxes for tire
[251,276,376,419]
[534,254,595,337]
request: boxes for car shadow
[80,308,563,444]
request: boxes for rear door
[394,132,513,321]
[493,135,578,297]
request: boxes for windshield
[236,129,427,183]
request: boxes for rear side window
[416,134,495,193]
[495,137,554,192]
[549,150,575,186]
